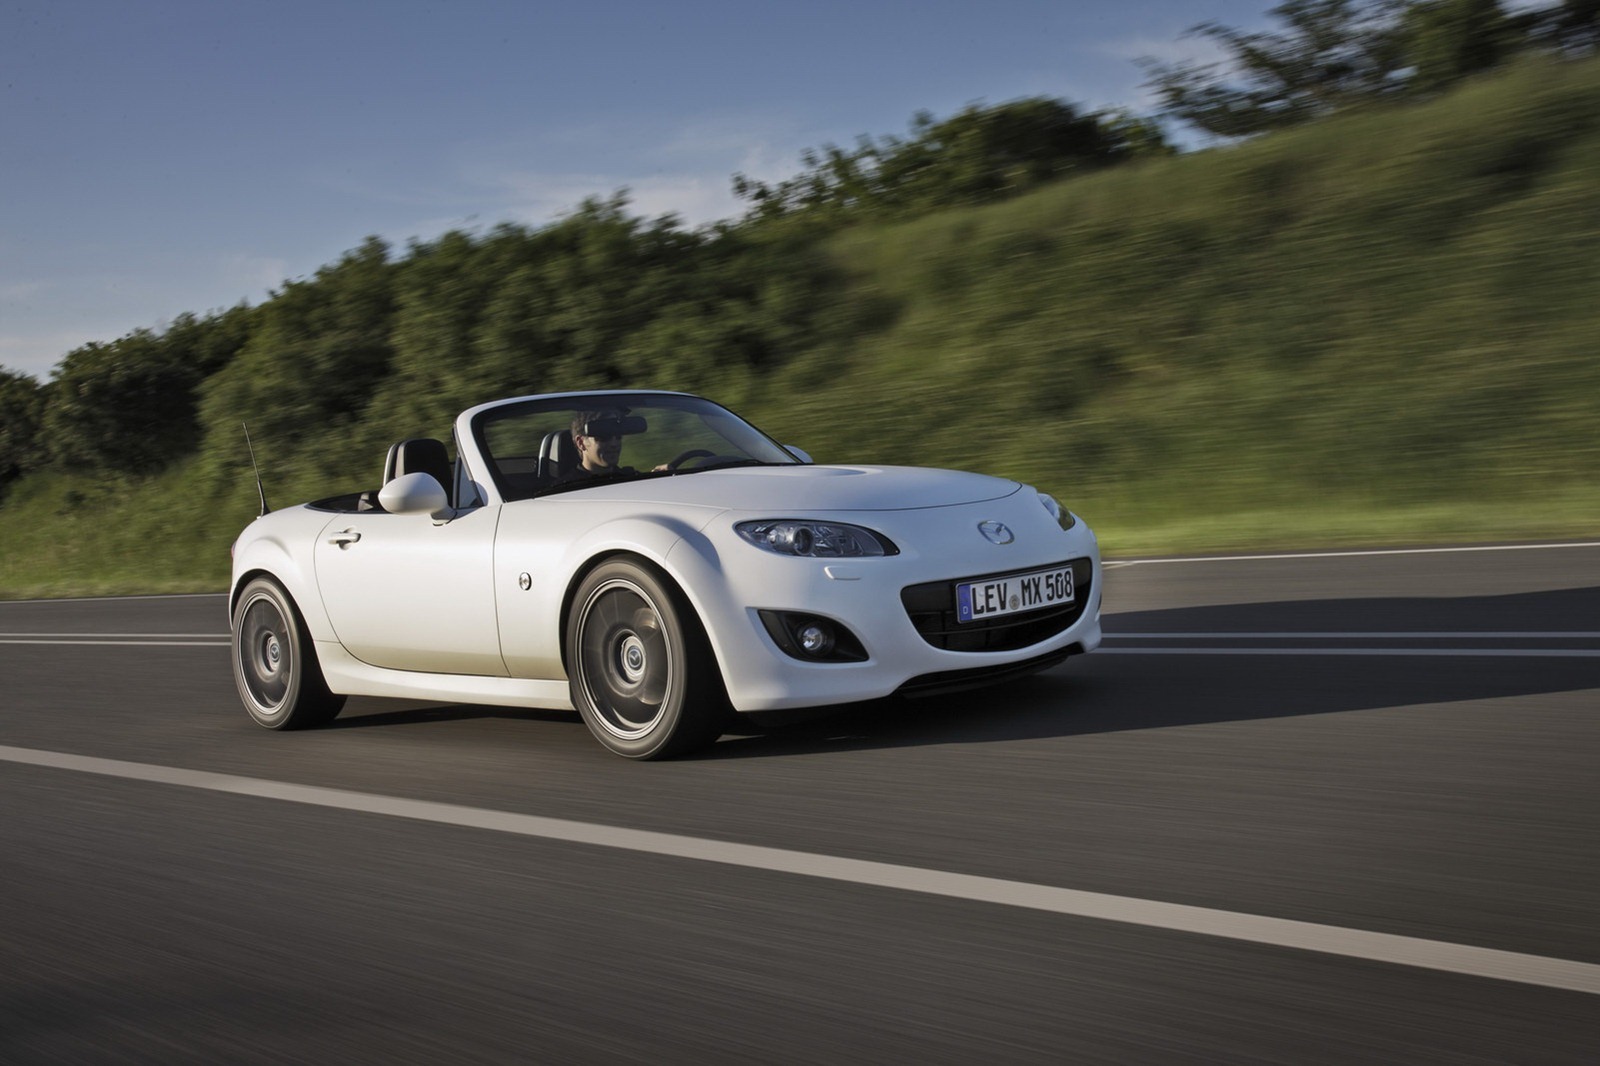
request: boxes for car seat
[538,431,578,480]
[383,438,453,495]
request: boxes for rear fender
[229,513,338,641]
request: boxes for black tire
[231,577,346,730]
[566,559,726,759]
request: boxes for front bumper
[666,496,1103,712]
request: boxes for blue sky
[0,0,1293,379]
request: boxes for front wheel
[231,577,345,730]
[566,560,726,759]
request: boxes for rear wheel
[232,577,345,730]
[567,559,726,759]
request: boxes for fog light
[757,610,867,663]
[797,621,834,656]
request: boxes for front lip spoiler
[892,644,1081,699]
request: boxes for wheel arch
[230,567,278,618]
[557,549,720,687]
[539,510,727,677]
[230,562,329,637]
[230,521,335,640]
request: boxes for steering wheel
[665,448,717,471]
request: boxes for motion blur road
[3,543,1598,1063]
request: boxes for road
[2,543,1598,1063]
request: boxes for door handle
[327,529,361,547]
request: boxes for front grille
[900,557,1092,652]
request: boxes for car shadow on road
[698,586,1600,759]
[322,702,576,729]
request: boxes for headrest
[383,437,451,489]
[539,430,578,478]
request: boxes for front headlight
[735,520,898,557]
[1038,492,1077,532]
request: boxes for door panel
[313,506,506,676]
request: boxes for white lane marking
[1098,648,1600,658]
[0,627,228,633]
[0,633,232,643]
[1106,632,1600,640]
[1106,541,1600,566]
[0,592,227,604]
[2,743,1596,996]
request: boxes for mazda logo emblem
[978,521,1014,545]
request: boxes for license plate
[956,564,1074,624]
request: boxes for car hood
[538,464,1021,512]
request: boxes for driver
[570,409,636,478]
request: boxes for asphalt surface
[2,543,1598,1063]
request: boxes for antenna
[242,423,270,516]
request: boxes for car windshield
[472,392,800,502]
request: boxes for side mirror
[379,472,451,519]
[784,445,813,464]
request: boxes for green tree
[610,226,834,395]
[1403,0,1513,94]
[379,226,518,431]
[495,197,699,389]
[162,305,255,380]
[0,367,45,488]
[198,236,394,454]
[735,98,1158,224]
[42,330,213,474]
[26,305,256,478]
[1539,0,1600,53]
[1141,0,1409,137]
[364,197,728,435]
[878,99,1146,208]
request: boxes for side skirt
[316,641,575,711]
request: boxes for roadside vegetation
[3,2,1598,596]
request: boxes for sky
[0,0,1295,380]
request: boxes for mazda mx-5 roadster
[229,391,1102,758]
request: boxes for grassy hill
[3,56,1598,597]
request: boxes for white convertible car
[229,391,1102,758]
